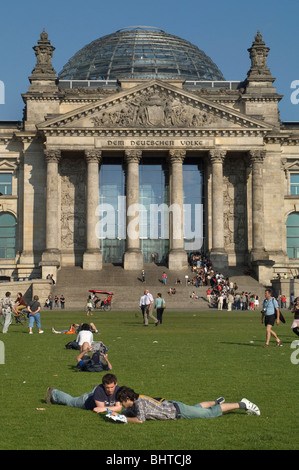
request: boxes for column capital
[84,149,102,164]
[44,148,61,163]
[124,150,142,164]
[248,149,266,164]
[168,149,186,164]
[209,149,227,164]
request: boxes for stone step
[51,264,267,311]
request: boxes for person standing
[162,272,167,285]
[60,294,65,309]
[48,292,53,310]
[217,293,224,311]
[28,295,43,334]
[1,292,16,334]
[227,292,234,312]
[86,296,93,316]
[154,293,165,324]
[139,289,158,326]
[261,289,282,348]
[141,269,146,283]
[291,296,299,337]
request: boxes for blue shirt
[263,297,278,315]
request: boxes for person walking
[154,293,165,324]
[1,292,16,334]
[261,288,282,348]
[139,289,158,326]
[28,295,43,334]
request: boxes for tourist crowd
[188,253,260,311]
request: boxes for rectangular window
[290,174,299,195]
[0,173,12,195]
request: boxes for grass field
[0,308,298,451]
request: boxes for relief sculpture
[60,158,86,250]
[91,88,217,128]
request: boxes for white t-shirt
[76,330,93,346]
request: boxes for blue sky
[1,0,299,121]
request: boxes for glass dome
[58,26,225,81]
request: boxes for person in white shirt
[139,289,158,327]
[76,323,94,352]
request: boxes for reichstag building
[1,26,299,284]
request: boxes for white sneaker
[240,398,260,416]
[29,331,33,334]
[39,330,44,334]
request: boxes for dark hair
[265,288,272,295]
[81,323,91,331]
[102,373,117,385]
[115,386,139,403]
[5,292,11,297]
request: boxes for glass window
[0,173,12,195]
[290,174,299,195]
[0,213,16,258]
[139,158,169,263]
[183,160,205,252]
[98,159,126,264]
[287,212,299,258]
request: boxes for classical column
[249,149,268,261]
[41,149,61,278]
[83,149,102,270]
[209,149,228,270]
[123,150,143,270]
[168,150,188,270]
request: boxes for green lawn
[0,308,298,450]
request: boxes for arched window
[287,212,299,258]
[0,213,16,259]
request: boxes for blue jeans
[173,401,222,419]
[51,388,95,409]
[28,313,41,329]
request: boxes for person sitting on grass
[109,386,260,423]
[45,373,121,413]
[76,323,94,352]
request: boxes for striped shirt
[125,395,177,422]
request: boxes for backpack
[271,298,286,324]
[80,359,107,372]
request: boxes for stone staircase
[52,263,267,311]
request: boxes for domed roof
[58,26,225,81]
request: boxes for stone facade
[1,30,299,284]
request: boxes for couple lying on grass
[46,373,260,422]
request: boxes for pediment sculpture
[91,88,227,128]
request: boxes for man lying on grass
[46,373,122,413]
[107,386,260,423]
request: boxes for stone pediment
[38,80,271,134]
